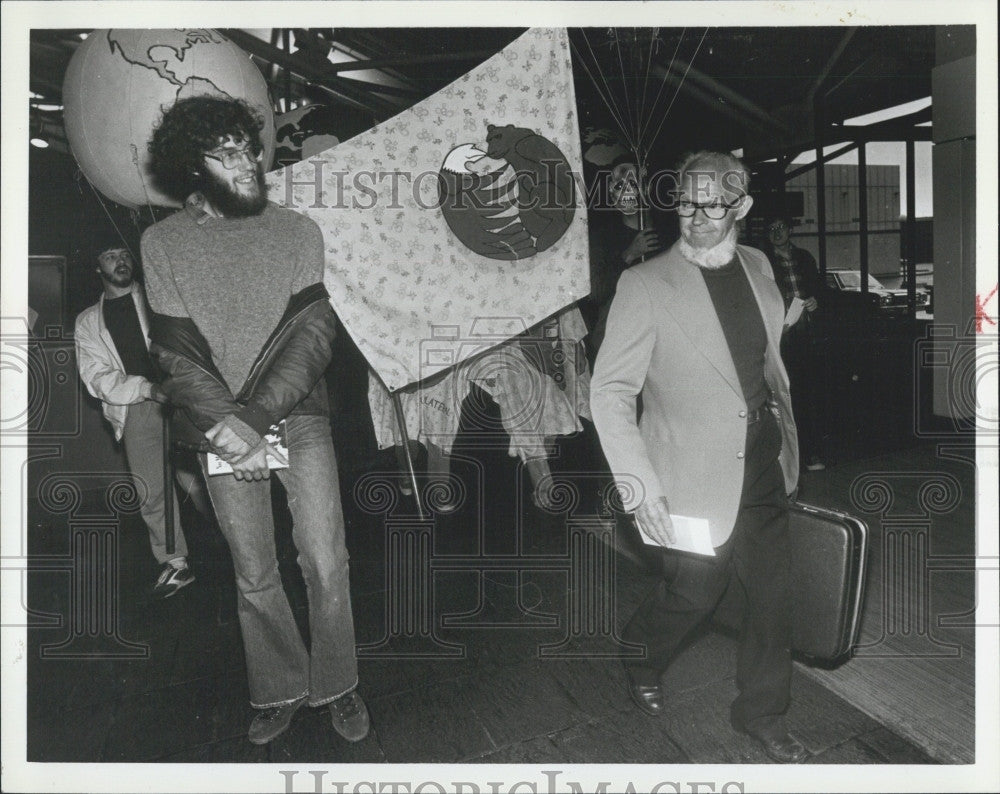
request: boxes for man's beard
[202,165,268,218]
[679,226,739,270]
[100,269,133,289]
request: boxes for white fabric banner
[368,305,592,458]
[265,28,589,392]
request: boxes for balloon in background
[274,104,342,164]
[62,29,275,209]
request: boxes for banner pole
[162,405,175,556]
[390,390,427,520]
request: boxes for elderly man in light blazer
[590,150,807,763]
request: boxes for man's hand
[803,297,819,312]
[623,230,663,265]
[229,441,288,482]
[205,420,254,463]
[635,496,676,547]
[148,383,169,404]
[229,445,270,482]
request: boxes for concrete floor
[25,431,948,768]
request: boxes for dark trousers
[623,409,793,729]
[781,319,824,462]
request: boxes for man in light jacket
[590,151,807,763]
[75,239,197,598]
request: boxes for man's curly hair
[148,96,265,201]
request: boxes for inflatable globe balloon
[274,104,341,164]
[62,29,275,209]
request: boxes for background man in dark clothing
[584,154,669,362]
[764,215,826,471]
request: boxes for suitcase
[713,501,870,664]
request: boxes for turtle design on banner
[439,123,575,260]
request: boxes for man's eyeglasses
[768,221,789,233]
[676,198,742,220]
[203,144,262,170]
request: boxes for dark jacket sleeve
[148,314,242,432]
[233,290,338,436]
[797,248,824,299]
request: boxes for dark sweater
[103,292,156,380]
[700,257,769,411]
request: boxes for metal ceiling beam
[335,75,421,100]
[30,40,73,58]
[753,98,932,163]
[822,56,873,102]
[806,27,858,105]
[854,105,932,133]
[326,34,426,93]
[322,50,498,74]
[650,65,775,140]
[29,74,65,98]
[665,58,792,135]
[783,141,859,180]
[220,29,398,117]
[857,127,934,143]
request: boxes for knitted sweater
[141,197,325,395]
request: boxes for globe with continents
[62,29,275,209]
[274,104,341,164]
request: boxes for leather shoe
[329,690,370,742]
[248,695,306,745]
[628,681,665,716]
[739,717,809,763]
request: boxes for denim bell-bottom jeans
[201,413,358,708]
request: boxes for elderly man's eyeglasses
[203,144,262,170]
[676,198,742,220]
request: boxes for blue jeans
[122,401,189,564]
[200,414,358,708]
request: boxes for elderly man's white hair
[676,150,751,200]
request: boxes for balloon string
[587,30,634,149]
[645,28,710,154]
[84,176,138,262]
[570,33,634,150]
[611,29,636,147]
[638,28,686,150]
[637,30,658,154]
[129,145,159,226]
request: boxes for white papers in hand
[205,421,289,476]
[783,297,805,328]
[636,514,716,556]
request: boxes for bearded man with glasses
[140,96,369,746]
[591,150,806,762]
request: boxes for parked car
[825,270,931,313]
[899,262,934,312]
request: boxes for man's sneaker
[329,691,370,742]
[805,457,826,472]
[151,561,195,599]
[248,696,307,745]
